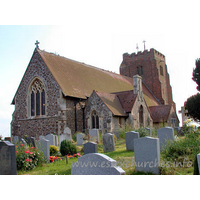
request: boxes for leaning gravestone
[37,138,50,161]
[71,153,125,175]
[84,142,98,154]
[45,134,55,146]
[89,129,99,142]
[157,127,174,151]
[76,133,84,146]
[64,127,72,141]
[103,133,115,152]
[125,131,139,151]
[26,137,36,147]
[0,141,17,175]
[134,137,160,175]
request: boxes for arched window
[29,78,46,117]
[91,111,99,129]
[139,105,143,126]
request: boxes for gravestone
[84,142,98,154]
[19,138,27,146]
[37,138,50,161]
[13,136,19,144]
[197,153,200,175]
[59,134,67,146]
[71,153,125,175]
[89,129,99,142]
[54,135,59,146]
[45,134,55,146]
[0,141,17,175]
[27,137,37,147]
[134,137,160,175]
[157,127,174,151]
[103,133,115,152]
[39,135,45,140]
[64,127,72,141]
[125,131,139,151]
[145,127,151,136]
[77,133,84,146]
[113,132,119,140]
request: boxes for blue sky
[0,1,199,138]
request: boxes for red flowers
[49,156,62,163]
[26,159,30,162]
[25,150,33,154]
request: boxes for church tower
[120,48,173,105]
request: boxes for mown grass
[17,135,197,175]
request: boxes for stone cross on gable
[178,106,188,126]
[35,40,40,48]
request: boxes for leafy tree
[185,93,200,121]
[192,59,200,91]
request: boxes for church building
[11,42,179,138]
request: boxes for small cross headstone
[103,133,115,152]
[0,141,17,175]
[71,153,125,175]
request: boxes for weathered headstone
[45,134,55,146]
[19,138,27,146]
[113,132,119,140]
[77,133,84,146]
[89,129,99,142]
[13,136,19,144]
[71,153,125,175]
[125,131,139,151]
[64,127,72,141]
[157,127,174,151]
[0,141,17,175]
[134,137,160,175]
[197,153,200,175]
[103,133,115,152]
[27,137,37,147]
[84,142,98,154]
[37,138,50,161]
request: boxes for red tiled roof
[95,91,128,116]
[112,90,138,113]
[149,105,172,123]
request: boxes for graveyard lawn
[17,137,195,175]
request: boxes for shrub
[161,130,200,163]
[15,144,46,171]
[50,145,59,156]
[135,127,149,138]
[60,140,77,156]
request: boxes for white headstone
[45,134,55,146]
[76,133,84,146]
[134,137,160,174]
[64,127,72,141]
[157,127,174,151]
